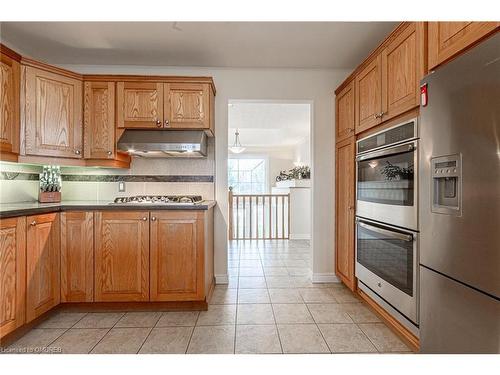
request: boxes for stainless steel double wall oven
[355,118,419,330]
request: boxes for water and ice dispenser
[431,154,462,216]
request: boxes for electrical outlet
[118,181,126,192]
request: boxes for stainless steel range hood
[117,130,207,158]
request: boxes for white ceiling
[228,102,310,148]
[0,22,397,68]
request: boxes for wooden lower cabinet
[0,217,26,341]
[26,213,60,323]
[335,137,356,291]
[150,211,205,301]
[94,211,150,302]
[60,212,94,302]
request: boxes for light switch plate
[118,181,126,192]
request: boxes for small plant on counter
[39,165,62,203]
[275,165,311,181]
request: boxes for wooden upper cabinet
[150,211,205,302]
[60,211,94,303]
[354,23,425,133]
[117,81,214,133]
[24,66,83,159]
[0,47,21,161]
[26,213,60,323]
[84,81,115,159]
[94,211,150,302]
[355,54,382,134]
[117,81,164,128]
[335,137,356,291]
[428,22,500,70]
[381,22,421,121]
[165,83,211,130]
[335,80,355,143]
[0,217,26,341]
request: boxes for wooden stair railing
[229,188,290,240]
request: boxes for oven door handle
[358,221,413,242]
[356,141,417,161]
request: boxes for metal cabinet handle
[142,217,148,221]
[379,111,386,118]
[164,119,170,127]
[107,151,113,156]
[151,216,157,221]
[155,119,162,127]
[358,221,413,242]
[75,150,81,155]
[348,205,355,210]
[30,220,37,226]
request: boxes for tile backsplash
[0,139,215,203]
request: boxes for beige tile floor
[3,240,412,354]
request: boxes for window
[228,158,267,194]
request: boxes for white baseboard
[214,274,229,284]
[311,273,341,283]
[289,234,311,240]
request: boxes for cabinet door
[335,80,355,143]
[428,22,499,70]
[164,83,210,130]
[355,55,382,134]
[94,211,150,302]
[26,213,60,322]
[381,23,420,121]
[0,52,20,160]
[150,211,204,301]
[0,217,26,340]
[84,81,115,159]
[61,212,94,302]
[335,137,356,291]
[24,67,83,158]
[116,82,163,128]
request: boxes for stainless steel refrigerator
[419,33,500,353]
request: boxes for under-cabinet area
[0,206,214,346]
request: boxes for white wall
[56,64,351,282]
[294,136,311,166]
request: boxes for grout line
[356,322,381,353]
[304,302,332,354]
[38,311,89,351]
[136,327,154,354]
[87,312,126,353]
[185,310,201,354]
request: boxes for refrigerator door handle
[358,221,413,242]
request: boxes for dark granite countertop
[0,200,216,219]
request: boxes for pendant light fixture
[229,129,245,154]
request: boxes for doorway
[227,100,312,241]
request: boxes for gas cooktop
[111,195,204,205]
